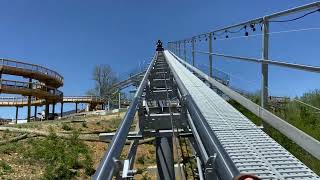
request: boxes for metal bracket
[121,159,137,179]
[204,154,217,180]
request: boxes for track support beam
[156,136,175,180]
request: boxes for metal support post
[184,40,187,62]
[27,78,32,122]
[15,106,19,124]
[156,136,175,180]
[192,37,195,66]
[75,103,78,113]
[60,103,63,117]
[178,41,181,57]
[34,106,37,121]
[45,103,49,120]
[118,92,121,110]
[261,17,269,109]
[209,33,213,77]
[52,103,55,119]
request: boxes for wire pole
[192,37,195,66]
[209,33,213,77]
[184,40,187,62]
[261,17,269,109]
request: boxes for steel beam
[261,17,269,109]
[34,106,37,121]
[156,136,175,180]
[192,37,195,66]
[15,106,18,124]
[92,52,157,180]
[209,33,213,77]
[165,51,239,179]
[174,52,320,160]
[194,50,320,73]
[27,78,32,122]
[60,103,63,117]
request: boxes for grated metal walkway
[164,50,320,179]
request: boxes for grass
[0,129,94,179]
[0,160,12,174]
[23,130,94,179]
[61,123,73,131]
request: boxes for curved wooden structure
[0,96,105,107]
[0,59,63,87]
[0,58,64,122]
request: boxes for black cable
[227,26,245,33]
[269,8,320,23]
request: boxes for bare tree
[87,64,118,98]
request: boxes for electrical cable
[269,8,320,23]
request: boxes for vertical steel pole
[34,106,37,121]
[27,78,32,122]
[60,103,63,117]
[118,92,121,110]
[261,17,269,109]
[184,40,187,62]
[75,103,78,113]
[52,103,55,119]
[209,33,213,77]
[15,106,18,124]
[45,103,49,120]
[178,41,181,57]
[192,37,195,66]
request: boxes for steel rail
[195,50,320,73]
[92,52,157,180]
[164,51,240,179]
[171,51,320,160]
[169,1,320,42]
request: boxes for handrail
[0,79,63,97]
[169,2,320,42]
[93,52,157,180]
[171,51,320,160]
[0,58,63,82]
[195,51,320,73]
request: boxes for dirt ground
[0,112,157,180]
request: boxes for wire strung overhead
[170,7,320,45]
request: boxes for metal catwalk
[93,47,319,179]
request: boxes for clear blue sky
[0,0,319,119]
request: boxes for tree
[87,64,118,98]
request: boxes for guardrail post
[192,37,195,66]
[209,33,213,77]
[183,40,187,62]
[261,17,269,109]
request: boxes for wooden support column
[27,78,32,122]
[15,106,19,124]
[34,106,37,121]
[60,103,63,118]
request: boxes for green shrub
[61,123,72,131]
[0,160,12,172]
[23,131,94,179]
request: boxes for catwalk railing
[168,1,320,109]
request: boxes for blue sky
[0,0,319,119]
